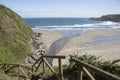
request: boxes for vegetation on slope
[0,5,33,63]
[69,54,120,80]
[0,70,16,80]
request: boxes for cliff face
[90,14,120,22]
[0,5,33,63]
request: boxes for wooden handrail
[0,63,32,69]
[111,59,120,65]
[0,55,66,80]
[42,55,66,59]
[71,57,120,80]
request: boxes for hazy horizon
[0,0,120,18]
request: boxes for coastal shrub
[69,54,120,79]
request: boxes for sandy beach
[32,29,120,66]
[25,29,63,63]
[32,29,63,53]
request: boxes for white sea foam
[34,21,120,30]
[98,21,117,26]
[32,21,120,38]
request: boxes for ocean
[24,18,120,38]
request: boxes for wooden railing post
[41,52,46,73]
[28,68,30,78]
[0,55,66,80]
[71,57,120,80]
[58,58,64,80]
[43,61,46,73]
[3,63,6,70]
[77,64,83,80]
[18,65,20,74]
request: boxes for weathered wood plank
[42,55,66,59]
[43,61,46,73]
[82,67,95,80]
[58,58,64,80]
[29,54,37,61]
[19,66,28,78]
[78,65,83,80]
[43,58,55,74]
[4,65,18,73]
[32,56,42,68]
[35,58,43,72]
[111,59,120,65]
[71,57,120,80]
[0,63,31,69]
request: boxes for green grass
[0,70,16,80]
[0,5,33,63]
[0,48,17,63]
[0,5,34,79]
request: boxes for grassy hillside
[0,5,33,63]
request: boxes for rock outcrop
[90,14,120,22]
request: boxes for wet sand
[33,29,120,66]
[52,29,120,65]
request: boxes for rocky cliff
[90,14,120,22]
[0,5,33,63]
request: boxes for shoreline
[32,28,120,66]
[32,29,63,53]
[25,29,63,64]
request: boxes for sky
[0,0,120,18]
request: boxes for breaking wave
[33,21,120,30]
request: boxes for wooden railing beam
[42,55,66,59]
[19,66,28,78]
[82,67,95,80]
[77,65,83,80]
[32,56,42,68]
[43,58,55,74]
[35,58,43,72]
[71,57,120,80]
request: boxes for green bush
[69,54,120,79]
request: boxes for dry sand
[33,29,63,52]
[33,29,120,66]
[25,29,63,63]
[53,29,120,66]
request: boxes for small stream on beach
[24,18,120,65]
[48,29,86,55]
[48,29,120,56]
[47,29,120,66]
[24,18,120,52]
